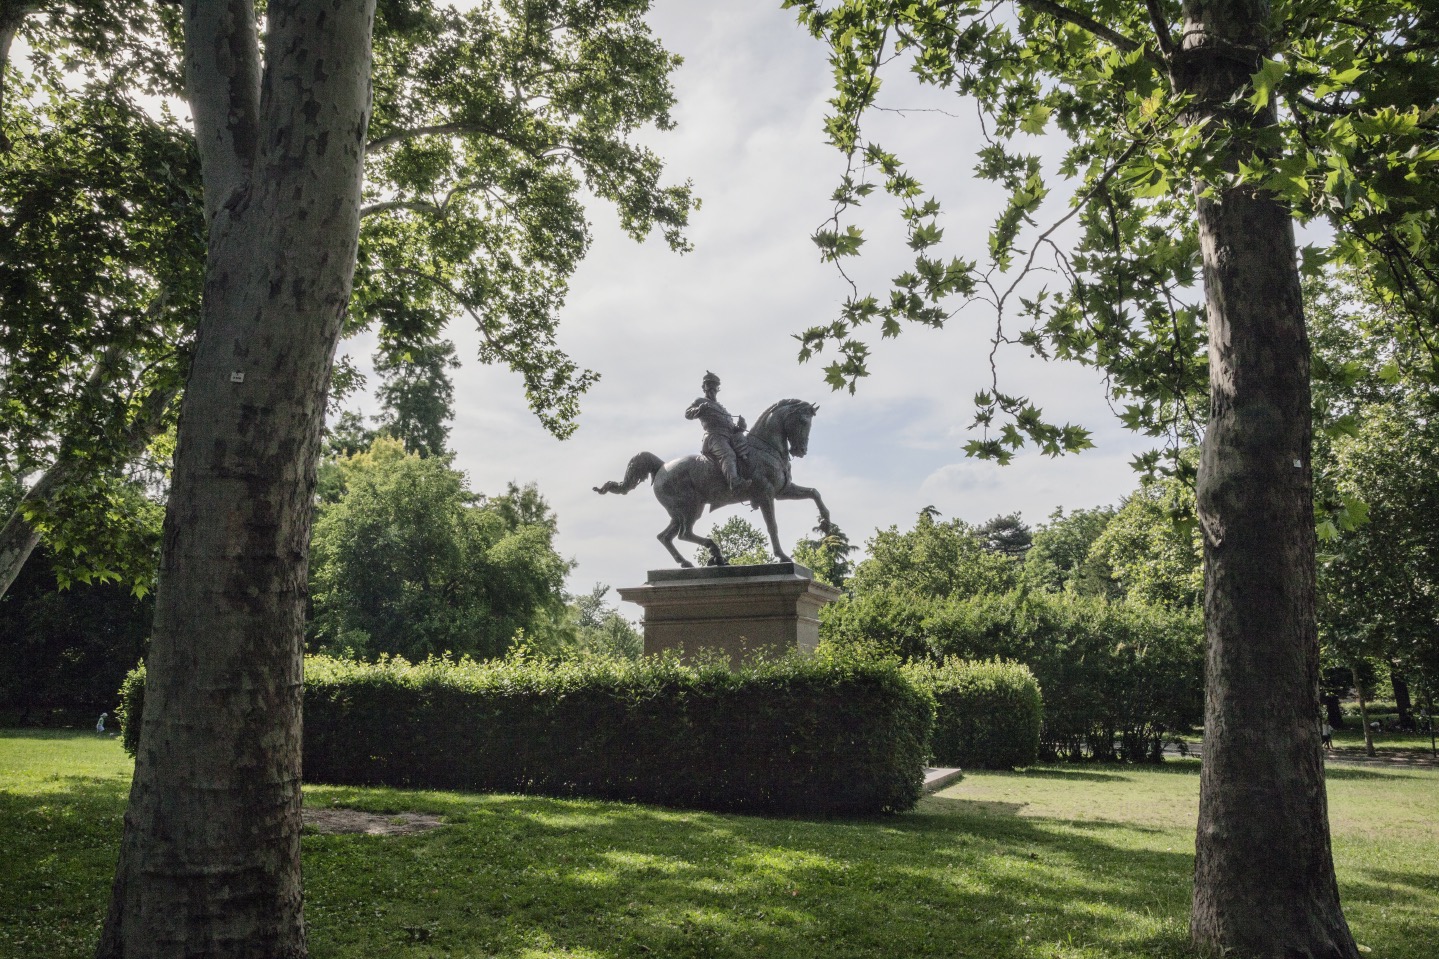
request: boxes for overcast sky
[343,0,1156,599]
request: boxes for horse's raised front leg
[775,483,831,533]
[658,516,693,568]
[756,497,791,564]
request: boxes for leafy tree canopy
[696,515,774,566]
[1087,476,1203,609]
[850,508,1019,599]
[373,335,461,457]
[975,512,1033,558]
[1319,399,1439,691]
[793,521,857,587]
[1022,505,1118,597]
[308,438,571,662]
[526,583,644,661]
[785,0,1439,468]
[1,0,695,590]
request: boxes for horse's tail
[593,451,664,495]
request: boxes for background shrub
[120,648,934,816]
[902,658,1041,769]
[825,589,1202,761]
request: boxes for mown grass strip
[2,730,1434,959]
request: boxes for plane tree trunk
[1178,2,1357,956]
[96,1,375,956]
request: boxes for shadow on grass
[1323,766,1406,782]
[11,768,1437,959]
[993,767,1128,783]
[300,788,1197,959]
[1356,868,1439,897]
[920,797,1027,817]
[1,769,1199,959]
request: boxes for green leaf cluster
[354,0,698,437]
[826,588,1203,761]
[308,438,571,662]
[786,0,1439,470]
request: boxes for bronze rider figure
[685,371,747,490]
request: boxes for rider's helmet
[702,371,721,392]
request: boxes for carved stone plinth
[617,563,843,667]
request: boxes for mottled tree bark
[96,1,375,956]
[1177,2,1357,956]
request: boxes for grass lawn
[3,730,1435,959]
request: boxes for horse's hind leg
[676,510,726,567]
[658,515,693,568]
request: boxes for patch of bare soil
[303,807,446,836]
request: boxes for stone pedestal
[617,563,843,667]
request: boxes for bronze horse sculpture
[594,398,831,567]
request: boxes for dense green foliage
[308,439,570,662]
[0,72,198,592]
[691,516,858,587]
[120,650,934,816]
[1,0,695,591]
[372,336,461,458]
[827,589,1202,761]
[1086,479,1202,609]
[1022,505,1118,597]
[827,503,1203,762]
[901,658,1041,769]
[791,522,857,587]
[1308,272,1439,724]
[696,515,774,566]
[528,584,644,661]
[786,0,1439,463]
[0,545,150,726]
[851,510,1020,599]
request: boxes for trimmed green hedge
[119,649,934,815]
[825,590,1202,761]
[902,659,1041,769]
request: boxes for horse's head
[751,399,819,458]
[785,401,818,458]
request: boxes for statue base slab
[617,563,843,667]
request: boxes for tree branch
[182,0,260,224]
[367,121,506,153]
[0,290,180,599]
[1017,0,1164,68]
[359,197,441,218]
[1145,0,1176,60]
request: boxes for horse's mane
[751,398,812,436]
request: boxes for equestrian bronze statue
[594,374,831,568]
